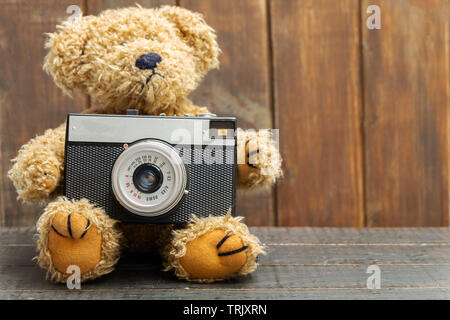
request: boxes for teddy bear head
[43,6,219,115]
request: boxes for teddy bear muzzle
[135,52,162,70]
[136,52,164,88]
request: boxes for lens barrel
[133,164,163,193]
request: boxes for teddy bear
[7,5,282,283]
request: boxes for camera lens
[111,140,187,217]
[133,164,163,193]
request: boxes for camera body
[64,113,237,224]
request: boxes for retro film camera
[64,111,237,224]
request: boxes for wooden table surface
[1,227,449,300]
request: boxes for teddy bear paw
[8,151,61,202]
[164,214,265,282]
[36,197,122,283]
[179,229,249,280]
[47,211,102,276]
[237,129,283,188]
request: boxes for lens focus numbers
[146,194,158,201]
[160,185,169,195]
[119,150,176,207]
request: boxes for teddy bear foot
[35,197,122,283]
[163,214,265,283]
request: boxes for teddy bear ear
[43,18,89,95]
[159,6,220,74]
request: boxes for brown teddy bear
[8,5,282,283]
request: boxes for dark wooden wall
[0,0,449,227]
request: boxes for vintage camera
[64,112,237,224]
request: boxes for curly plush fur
[163,213,265,282]
[237,128,283,188]
[8,5,282,283]
[8,123,66,203]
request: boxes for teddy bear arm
[8,123,66,203]
[236,128,283,189]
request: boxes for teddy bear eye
[120,42,126,46]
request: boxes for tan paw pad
[180,229,248,280]
[49,212,102,275]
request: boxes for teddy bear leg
[162,214,265,283]
[35,197,122,283]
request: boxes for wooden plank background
[362,0,450,227]
[271,0,365,227]
[0,0,449,227]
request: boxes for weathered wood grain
[0,228,37,245]
[3,242,450,266]
[252,227,450,244]
[1,287,448,300]
[362,0,450,226]
[1,227,449,299]
[3,226,450,244]
[1,264,449,291]
[270,0,365,226]
[179,0,275,226]
[0,0,88,227]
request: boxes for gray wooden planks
[0,264,449,290]
[0,227,449,299]
[4,227,450,244]
[1,288,449,300]
[252,227,450,244]
[3,242,450,266]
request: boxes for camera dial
[111,140,187,217]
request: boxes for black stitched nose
[135,53,162,70]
